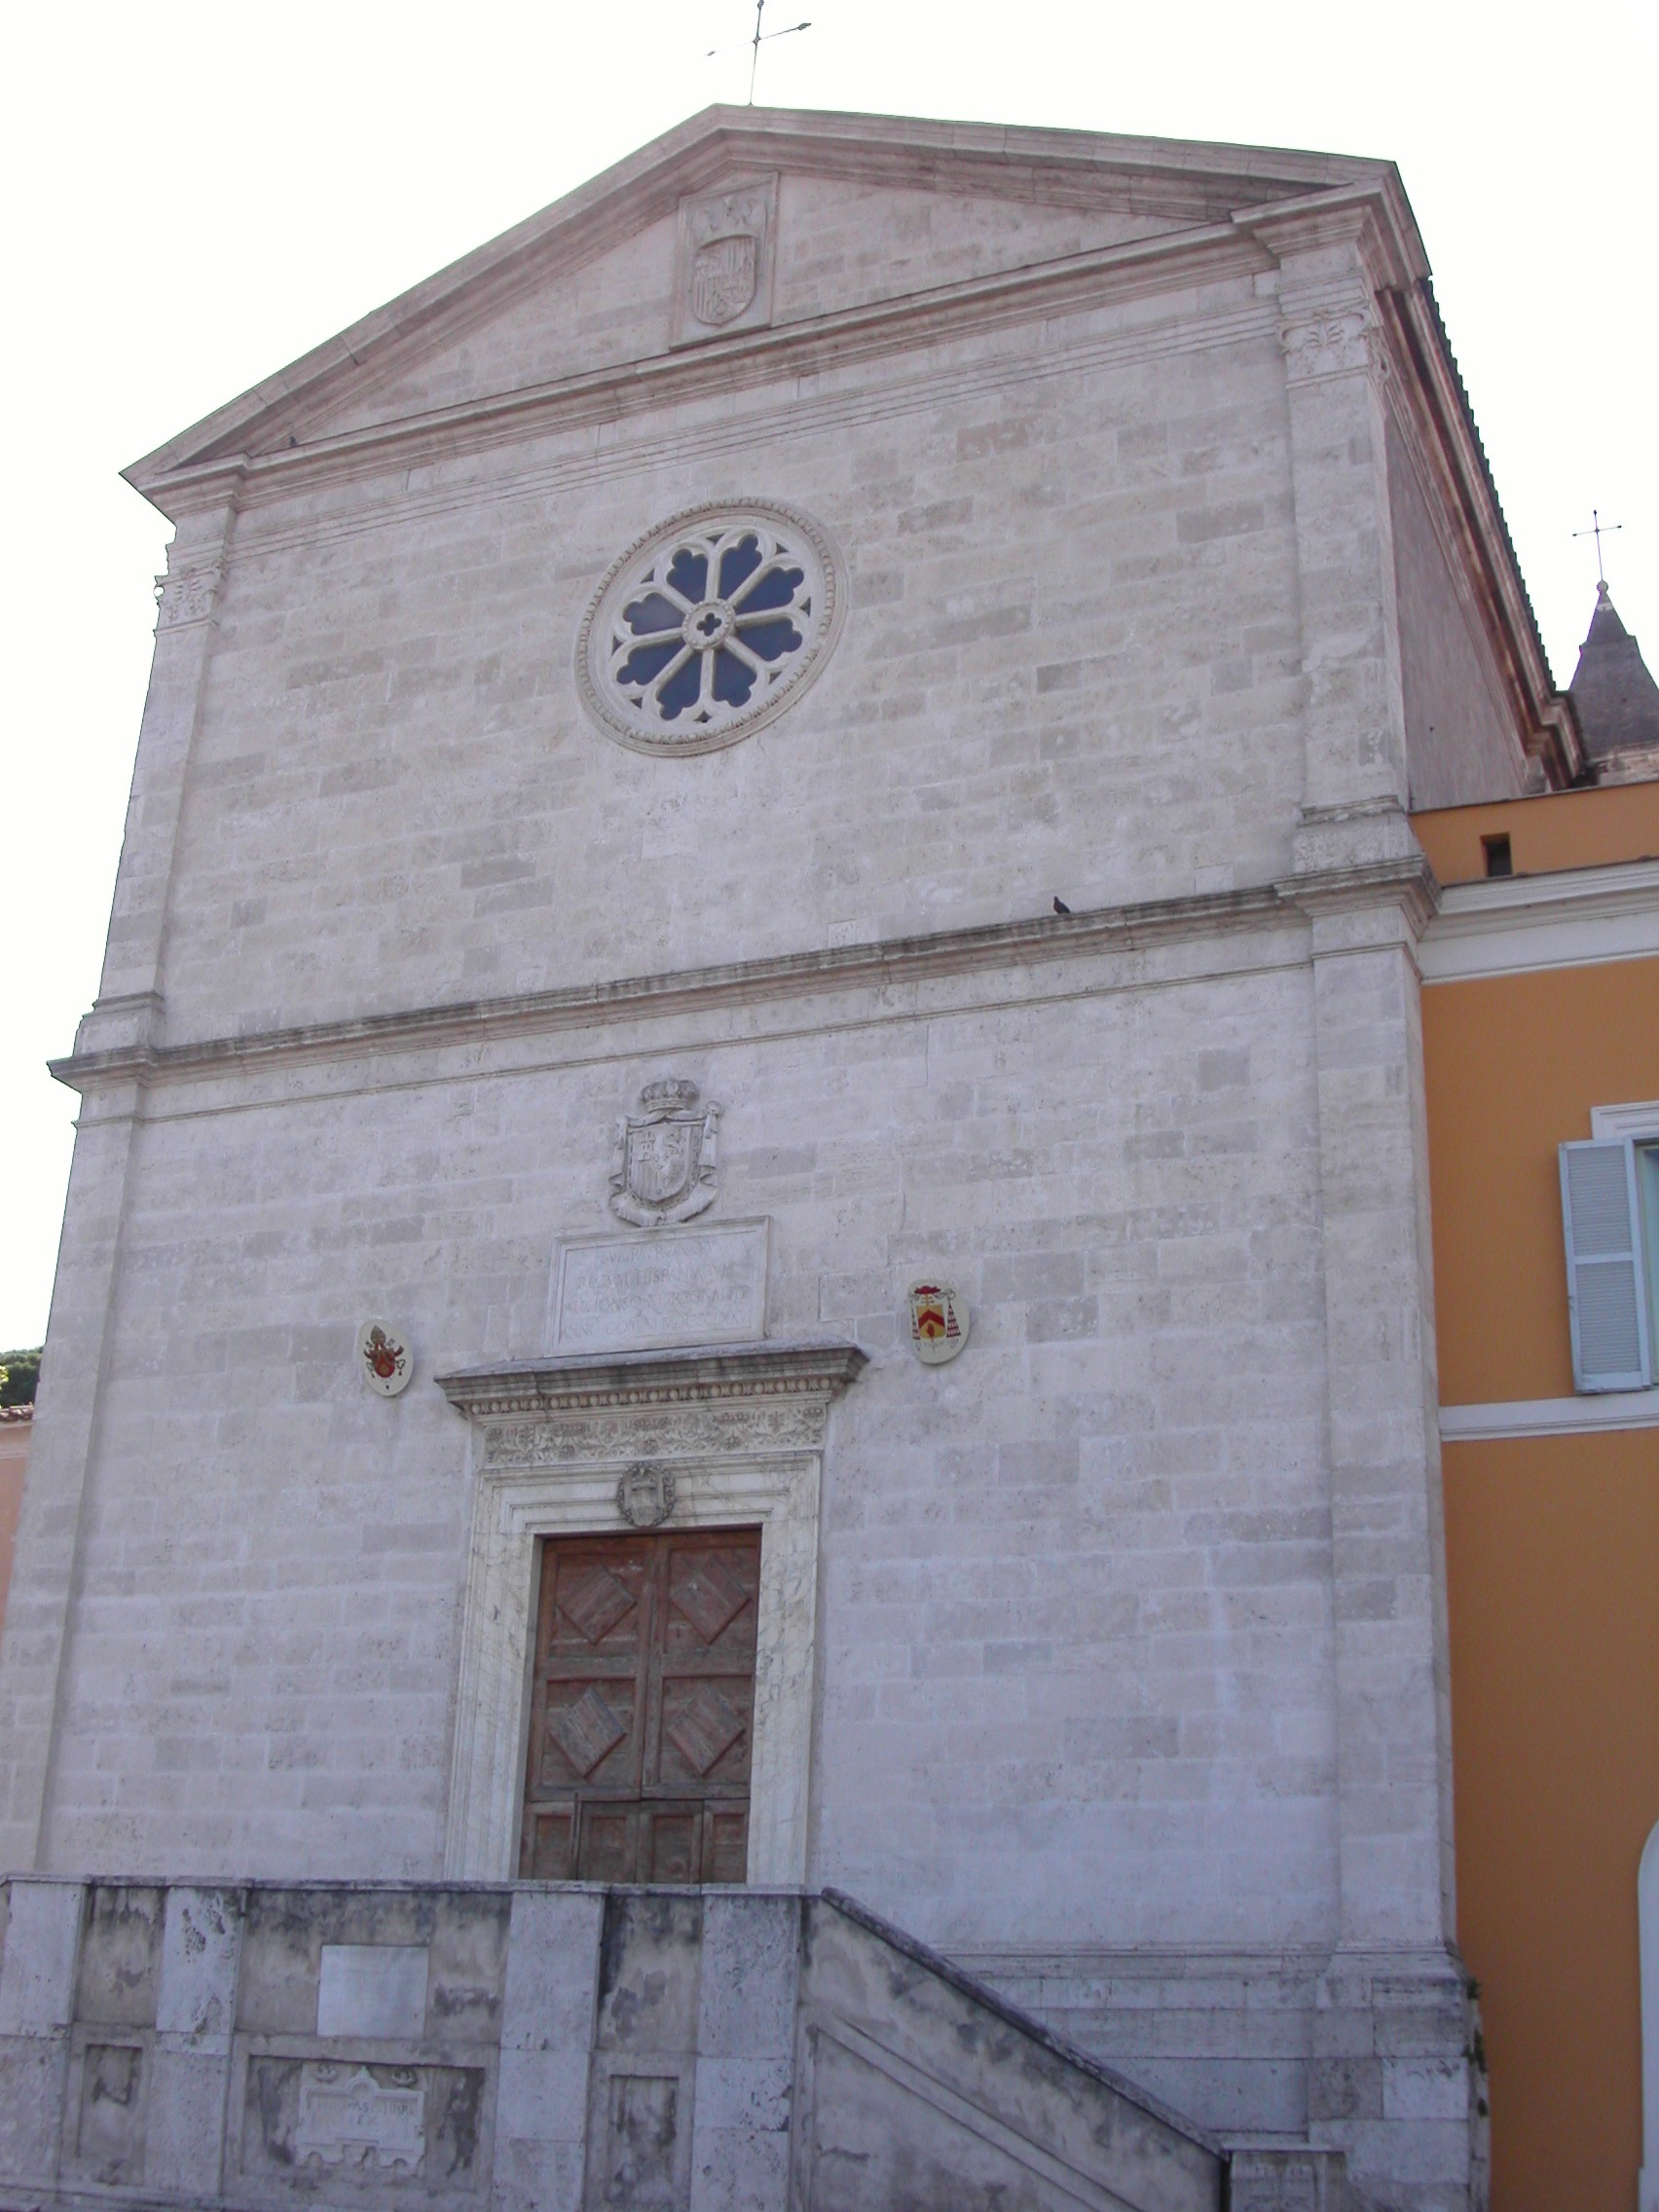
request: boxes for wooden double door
[518,1526,761,1884]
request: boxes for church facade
[0,108,1586,2207]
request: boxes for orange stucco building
[1417,777,1659,2208]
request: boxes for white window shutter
[1560,1140,1653,1392]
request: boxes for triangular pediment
[126,105,1401,501]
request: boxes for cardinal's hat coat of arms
[609,1078,721,1228]
[906,1279,970,1366]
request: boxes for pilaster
[0,498,236,1873]
[97,494,237,1004]
[1282,811,1451,1952]
[1280,808,1475,2207]
[0,1088,144,1872]
[1268,213,1410,819]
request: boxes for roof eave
[1391,279,1585,785]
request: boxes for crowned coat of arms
[609,1079,721,1228]
[674,178,777,346]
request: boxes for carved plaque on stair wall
[520,1529,760,1883]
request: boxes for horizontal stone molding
[230,298,1280,575]
[50,868,1432,1098]
[141,220,1277,519]
[1440,1387,1659,1441]
[1419,857,1659,982]
[437,1339,867,1421]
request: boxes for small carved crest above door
[609,1078,720,1227]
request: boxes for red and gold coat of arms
[906,1279,970,1366]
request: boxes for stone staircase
[0,1874,1372,2210]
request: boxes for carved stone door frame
[436,1343,866,1884]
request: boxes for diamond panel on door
[519,1527,761,1882]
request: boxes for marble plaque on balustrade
[552,1220,770,1354]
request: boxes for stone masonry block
[697,1892,799,2060]
[0,2037,71,2186]
[494,1885,602,2211]
[157,1885,242,2045]
[142,2045,229,2198]
[0,1879,84,2033]
[1309,2055,1383,2123]
[1382,2055,1468,2122]
[688,2056,793,2212]
[500,1887,603,2056]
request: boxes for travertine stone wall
[0,117,1538,2204]
[1384,418,1524,810]
[155,311,1306,1041]
[33,951,1335,1922]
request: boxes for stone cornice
[1245,174,1426,292]
[1275,854,1440,933]
[1419,856,1659,982]
[47,859,1461,1095]
[435,1340,868,1419]
[131,219,1274,519]
[1440,1386,1659,1441]
[51,880,1307,1094]
[126,104,1387,500]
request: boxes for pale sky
[2,0,1654,1348]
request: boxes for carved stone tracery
[576,501,843,756]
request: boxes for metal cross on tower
[1574,508,1624,586]
[708,0,813,104]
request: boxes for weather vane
[709,0,812,104]
[1574,508,1623,587]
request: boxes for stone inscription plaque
[295,2065,424,2172]
[316,1944,429,2040]
[553,1221,768,1354]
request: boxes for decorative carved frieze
[440,1341,867,1460]
[482,1397,829,1467]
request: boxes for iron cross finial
[1573,508,1624,587]
[708,0,813,103]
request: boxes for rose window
[577,502,842,756]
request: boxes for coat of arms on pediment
[673,176,778,347]
[609,1078,721,1227]
[692,232,758,326]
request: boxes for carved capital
[1279,305,1387,389]
[154,565,222,632]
